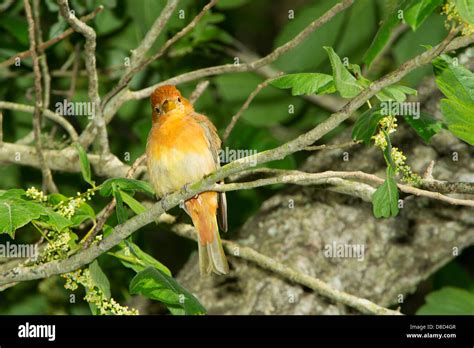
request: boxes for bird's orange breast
[146,112,216,197]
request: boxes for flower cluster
[372,116,422,185]
[442,1,474,35]
[62,269,139,315]
[57,197,84,219]
[371,116,397,150]
[39,232,71,262]
[25,187,47,202]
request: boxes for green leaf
[352,108,385,144]
[440,98,474,145]
[0,17,29,46]
[404,0,444,30]
[112,187,127,224]
[376,85,418,102]
[363,5,402,67]
[100,178,154,197]
[417,287,474,315]
[324,46,363,98]
[130,267,206,315]
[455,0,474,24]
[73,143,94,187]
[433,54,474,145]
[403,112,443,142]
[120,190,146,215]
[270,73,336,96]
[111,241,171,276]
[70,203,96,226]
[372,170,399,218]
[382,131,396,170]
[41,209,73,232]
[0,189,26,199]
[433,54,474,105]
[0,198,46,238]
[89,260,111,300]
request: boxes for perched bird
[146,85,229,275]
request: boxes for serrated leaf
[130,267,206,315]
[372,170,399,218]
[0,198,46,238]
[0,189,26,199]
[440,98,474,145]
[41,209,73,232]
[73,143,94,187]
[89,260,111,300]
[324,46,363,98]
[270,73,336,96]
[417,287,474,315]
[403,112,443,142]
[100,178,154,197]
[433,54,474,105]
[433,54,474,145]
[352,108,385,144]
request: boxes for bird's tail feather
[185,192,229,275]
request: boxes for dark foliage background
[0,0,473,314]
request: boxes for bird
[146,85,229,275]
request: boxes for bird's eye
[177,97,181,102]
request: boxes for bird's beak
[162,100,177,113]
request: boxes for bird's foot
[160,193,170,212]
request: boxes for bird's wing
[192,112,228,232]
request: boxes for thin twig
[102,0,217,107]
[0,7,103,69]
[0,101,78,141]
[127,0,355,101]
[209,170,474,207]
[228,41,346,112]
[304,140,360,151]
[79,0,355,148]
[222,77,274,143]
[58,0,109,154]
[189,80,210,103]
[24,0,58,193]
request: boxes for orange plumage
[146,85,229,275]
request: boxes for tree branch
[222,77,274,142]
[24,0,58,193]
[170,222,401,315]
[78,0,355,148]
[0,6,103,69]
[101,0,216,108]
[0,102,78,141]
[58,0,109,154]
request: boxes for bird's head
[150,85,192,122]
